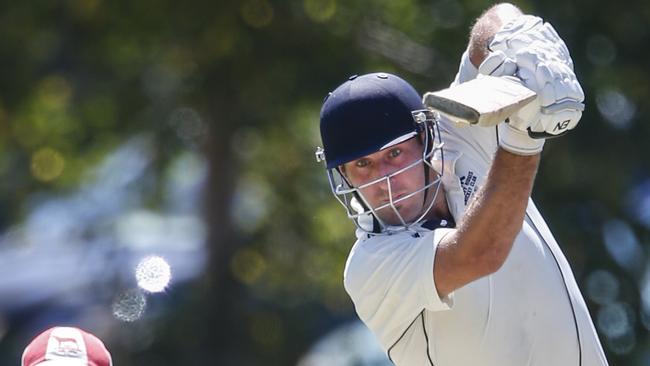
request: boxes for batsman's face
[343,137,435,225]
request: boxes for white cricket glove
[489,15,573,69]
[478,15,585,156]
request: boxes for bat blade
[423,75,537,127]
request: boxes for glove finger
[515,48,538,73]
[506,15,543,37]
[529,40,562,63]
[478,51,514,76]
[518,67,539,92]
[493,60,517,76]
[508,37,532,52]
[478,52,503,75]
[492,15,542,50]
[540,82,556,107]
[568,79,585,102]
[541,23,572,61]
[535,63,554,95]
[553,77,570,102]
[510,98,541,130]
[525,31,573,69]
[502,58,517,75]
[557,62,573,82]
[548,62,579,102]
[489,37,507,52]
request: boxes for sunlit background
[0,0,648,365]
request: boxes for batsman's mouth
[377,197,408,212]
[384,192,406,202]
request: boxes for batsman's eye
[389,148,402,158]
[355,158,370,168]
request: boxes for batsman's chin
[374,204,421,226]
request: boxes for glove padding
[478,15,585,155]
[490,15,573,69]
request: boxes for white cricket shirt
[342,51,609,366]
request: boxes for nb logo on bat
[553,120,571,131]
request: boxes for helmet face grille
[324,113,444,234]
[319,73,426,169]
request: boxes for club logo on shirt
[459,171,477,204]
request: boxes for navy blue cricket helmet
[315,72,443,234]
[318,73,427,169]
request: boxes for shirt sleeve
[343,228,455,350]
[434,48,498,177]
[452,48,478,86]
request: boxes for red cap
[21,327,113,366]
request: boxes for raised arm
[435,149,538,297]
[432,4,583,297]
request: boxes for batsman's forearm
[433,148,539,298]
[456,148,539,270]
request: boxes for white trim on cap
[380,132,417,150]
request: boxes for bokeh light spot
[241,0,274,28]
[231,248,267,285]
[640,304,650,332]
[585,270,620,305]
[38,75,73,108]
[602,219,644,274]
[168,107,207,147]
[31,147,65,182]
[13,75,77,149]
[230,180,270,233]
[639,266,650,331]
[596,88,635,129]
[597,302,633,339]
[112,289,147,322]
[606,329,636,355]
[231,127,263,161]
[625,179,650,229]
[297,321,389,366]
[304,0,337,23]
[586,35,616,66]
[135,255,172,293]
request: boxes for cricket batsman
[315,3,609,365]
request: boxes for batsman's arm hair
[434,150,539,298]
[468,3,523,68]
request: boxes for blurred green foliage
[0,0,649,365]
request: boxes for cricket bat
[423,75,537,127]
